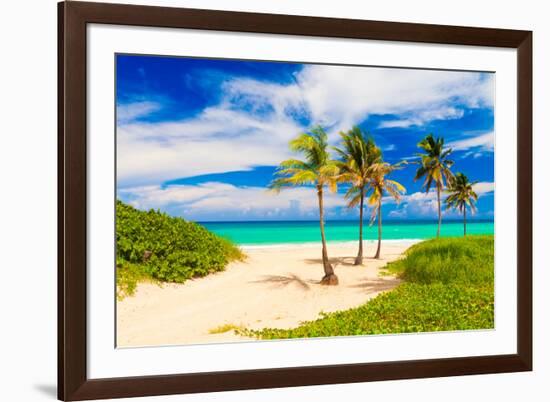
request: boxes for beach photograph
[115,54,495,347]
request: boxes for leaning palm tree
[270,126,340,285]
[334,126,381,265]
[445,172,478,236]
[368,161,406,259]
[414,134,454,237]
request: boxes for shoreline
[239,239,421,250]
[117,240,415,347]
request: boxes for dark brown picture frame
[58,1,532,400]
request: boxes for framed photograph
[58,1,532,400]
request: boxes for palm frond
[346,190,363,209]
[445,172,478,214]
[269,126,340,194]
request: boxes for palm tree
[445,172,478,236]
[334,126,381,265]
[368,161,406,259]
[414,134,454,237]
[270,126,340,285]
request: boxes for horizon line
[196,218,495,224]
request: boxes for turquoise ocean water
[201,220,494,246]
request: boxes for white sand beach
[116,241,417,347]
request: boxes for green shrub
[242,235,494,340]
[384,235,493,285]
[116,200,244,296]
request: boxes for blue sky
[116,54,495,222]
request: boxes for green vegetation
[116,200,244,299]
[241,283,493,338]
[116,260,159,300]
[385,235,493,285]
[240,236,493,339]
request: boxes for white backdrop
[0,0,547,401]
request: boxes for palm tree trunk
[318,186,338,285]
[463,207,467,236]
[354,187,364,265]
[374,199,382,259]
[436,186,441,238]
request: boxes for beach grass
[116,262,153,300]
[384,235,493,285]
[240,235,494,339]
[208,323,243,334]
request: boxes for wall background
[0,0,546,401]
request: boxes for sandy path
[117,241,416,347]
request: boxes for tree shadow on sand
[250,274,315,290]
[348,277,401,292]
[303,256,358,267]
[304,255,398,267]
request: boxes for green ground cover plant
[240,235,494,339]
[116,200,244,299]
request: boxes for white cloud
[117,66,494,186]
[116,101,161,124]
[294,66,492,132]
[224,66,492,134]
[117,107,303,186]
[447,131,494,153]
[379,107,465,129]
[222,78,305,121]
[472,181,495,195]
[119,179,494,222]
[388,209,407,218]
[385,182,494,218]
[119,182,346,221]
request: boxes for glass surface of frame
[58,2,532,400]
